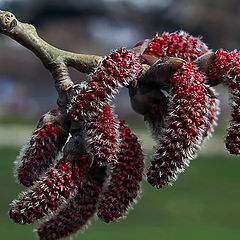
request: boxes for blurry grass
[0,117,37,126]
[1,146,240,240]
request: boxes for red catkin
[97,122,144,222]
[207,50,240,154]
[86,105,120,164]
[67,48,142,122]
[142,31,209,62]
[147,62,208,189]
[67,49,141,164]
[135,32,211,142]
[9,154,90,224]
[37,179,102,240]
[135,32,220,187]
[15,110,70,187]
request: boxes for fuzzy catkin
[97,122,144,222]
[86,105,120,164]
[143,31,209,62]
[207,50,240,154]
[9,154,90,225]
[147,62,208,188]
[135,31,211,144]
[37,179,102,240]
[67,48,142,122]
[67,48,141,164]
[16,124,58,187]
[15,110,70,187]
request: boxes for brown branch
[0,10,103,106]
[0,11,152,81]
[0,11,103,72]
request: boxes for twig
[0,10,102,106]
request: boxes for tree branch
[0,10,103,72]
[0,10,103,106]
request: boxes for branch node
[0,10,16,32]
[50,63,74,91]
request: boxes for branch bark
[0,10,103,106]
[0,11,103,71]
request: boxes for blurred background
[0,0,240,239]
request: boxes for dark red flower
[132,33,222,189]
[15,110,70,187]
[137,31,208,63]
[9,136,90,224]
[67,48,142,122]
[37,179,102,240]
[67,49,141,164]
[207,49,240,154]
[86,105,120,164]
[97,122,144,222]
[132,32,215,153]
[147,62,208,188]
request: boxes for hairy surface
[98,122,144,222]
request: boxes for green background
[1,123,240,240]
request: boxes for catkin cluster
[9,32,239,239]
